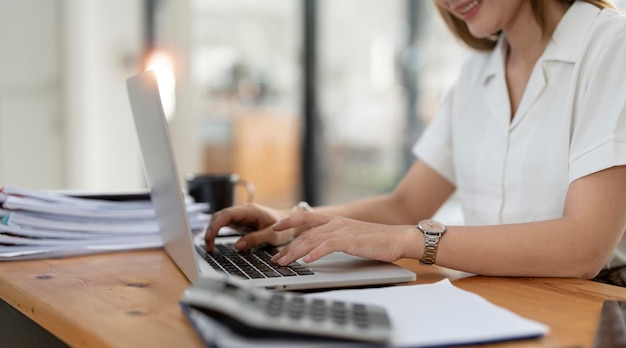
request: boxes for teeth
[459,0,479,14]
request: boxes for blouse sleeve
[569,16,626,183]
[412,88,456,185]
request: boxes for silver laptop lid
[126,70,200,282]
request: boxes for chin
[467,26,498,40]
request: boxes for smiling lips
[450,0,481,20]
[458,0,480,14]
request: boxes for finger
[204,206,262,251]
[234,226,294,250]
[270,225,324,262]
[275,237,338,266]
[272,229,338,265]
[301,239,338,263]
[204,210,231,251]
[272,211,325,231]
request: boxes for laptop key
[194,244,314,279]
[263,271,282,277]
[276,267,296,276]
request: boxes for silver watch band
[420,233,440,265]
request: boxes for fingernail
[303,255,311,263]
[234,240,247,250]
[277,256,287,265]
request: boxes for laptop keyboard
[195,243,315,279]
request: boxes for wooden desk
[0,250,625,347]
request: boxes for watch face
[419,219,446,234]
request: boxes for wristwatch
[417,219,446,265]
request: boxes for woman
[204,0,626,283]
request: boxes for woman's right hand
[203,203,293,252]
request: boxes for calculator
[179,275,392,344]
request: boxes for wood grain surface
[0,251,625,347]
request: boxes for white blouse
[413,2,626,268]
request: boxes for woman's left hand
[270,212,415,266]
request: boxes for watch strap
[420,232,440,265]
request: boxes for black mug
[186,173,255,214]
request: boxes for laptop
[126,70,416,290]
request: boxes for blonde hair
[436,0,617,51]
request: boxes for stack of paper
[0,186,209,260]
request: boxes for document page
[307,278,549,347]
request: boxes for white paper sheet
[3,195,208,219]
[0,241,163,260]
[306,279,549,347]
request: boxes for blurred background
[1,0,624,219]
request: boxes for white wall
[156,0,201,181]
[0,0,146,191]
[0,0,64,189]
[63,0,146,191]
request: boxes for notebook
[126,70,416,290]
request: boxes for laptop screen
[126,70,201,282]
